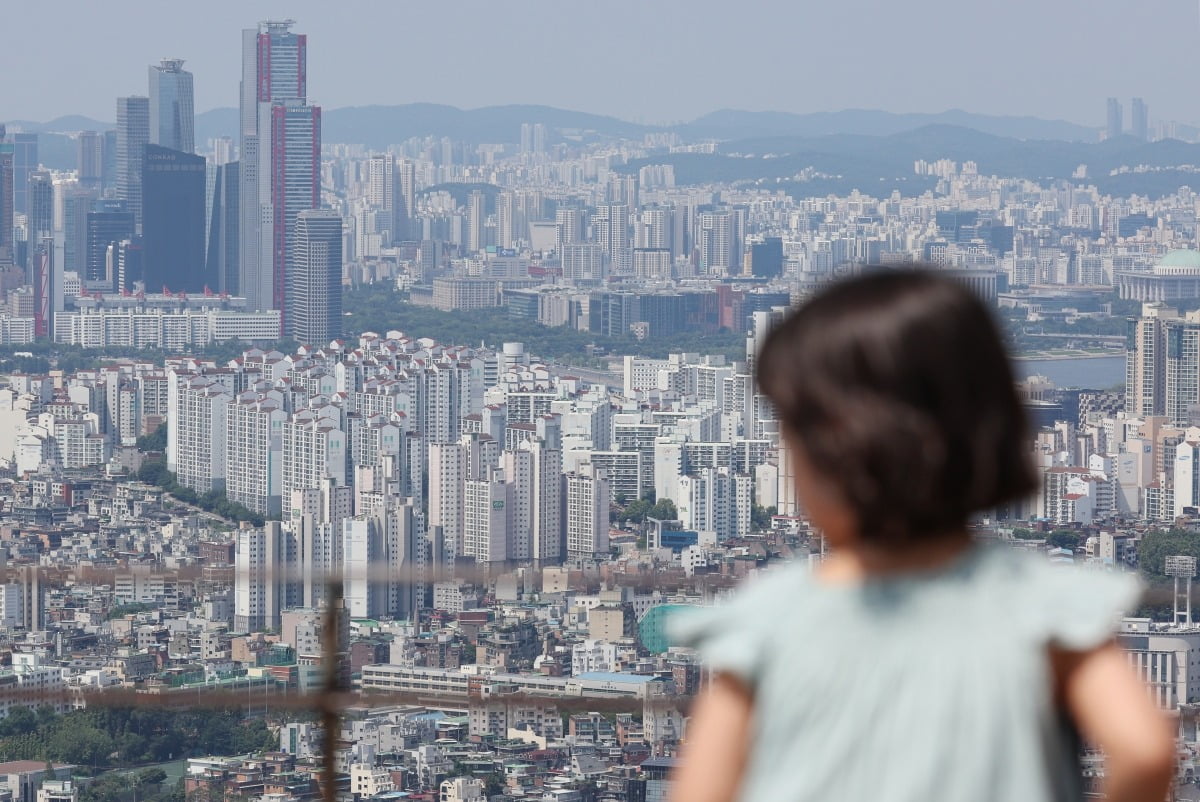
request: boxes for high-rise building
[1127,303,1171,417]
[289,209,342,344]
[566,466,609,559]
[555,206,583,253]
[596,204,631,275]
[11,133,36,216]
[463,470,509,563]
[85,200,134,288]
[206,161,240,294]
[562,244,605,286]
[281,408,347,523]
[234,522,298,631]
[77,131,103,190]
[1131,97,1149,141]
[0,136,12,266]
[467,190,486,253]
[239,20,318,315]
[1106,97,1123,140]
[63,186,98,277]
[116,96,150,231]
[148,59,195,153]
[142,144,208,292]
[26,171,53,246]
[31,237,56,338]
[750,237,784,278]
[225,390,287,517]
[395,159,415,241]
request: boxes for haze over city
[7,0,1200,125]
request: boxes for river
[1012,354,1125,389]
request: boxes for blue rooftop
[576,671,656,684]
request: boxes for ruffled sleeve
[667,572,795,690]
[1035,563,1143,651]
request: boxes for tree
[1046,531,1081,551]
[1138,529,1200,578]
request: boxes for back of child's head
[757,267,1036,545]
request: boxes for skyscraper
[26,171,53,247]
[148,59,195,154]
[77,131,103,190]
[206,161,240,294]
[63,186,99,277]
[1131,97,1149,141]
[467,190,486,252]
[1106,97,1123,140]
[239,19,319,314]
[85,200,134,289]
[0,134,13,266]
[11,133,36,216]
[116,96,150,231]
[141,144,208,293]
[289,209,342,344]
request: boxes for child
[670,270,1174,802]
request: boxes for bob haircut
[757,267,1036,545]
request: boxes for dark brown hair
[757,267,1036,544]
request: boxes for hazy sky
[7,0,1200,126]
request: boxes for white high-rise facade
[170,374,231,494]
[282,407,348,522]
[225,389,287,516]
[566,466,609,559]
[234,522,297,632]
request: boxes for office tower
[206,161,240,294]
[562,244,605,285]
[1106,97,1123,140]
[1131,97,1149,141]
[467,190,485,252]
[102,130,117,190]
[31,238,56,338]
[77,131,103,190]
[750,237,784,278]
[148,58,195,153]
[566,466,609,559]
[234,522,298,631]
[142,144,208,292]
[520,123,533,154]
[239,19,318,314]
[85,200,134,288]
[63,186,98,277]
[26,171,53,246]
[289,209,342,344]
[11,133,36,216]
[116,96,150,231]
[0,136,12,266]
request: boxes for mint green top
[670,545,1141,802]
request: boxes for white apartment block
[226,390,287,516]
[566,466,609,559]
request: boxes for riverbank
[1012,350,1123,361]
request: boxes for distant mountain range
[5,104,1103,153]
[616,124,1200,199]
[16,105,1200,200]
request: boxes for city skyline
[5,0,1200,127]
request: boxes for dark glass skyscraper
[116,96,150,231]
[206,161,240,294]
[26,171,54,247]
[11,133,37,216]
[148,59,195,154]
[750,237,784,278]
[77,131,104,190]
[288,209,342,344]
[0,134,13,266]
[63,186,99,277]
[86,200,134,289]
[142,144,208,293]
